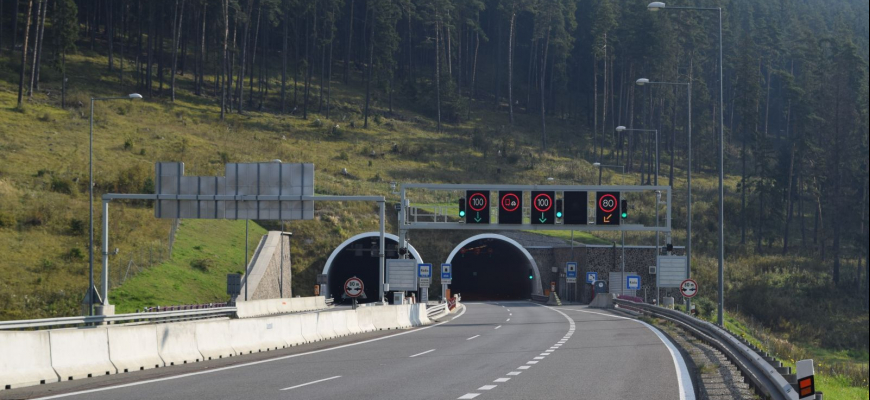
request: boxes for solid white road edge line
[30,304,469,400]
[567,308,696,400]
[280,376,342,391]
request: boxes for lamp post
[592,163,625,185]
[648,1,726,326]
[88,93,142,316]
[637,77,693,312]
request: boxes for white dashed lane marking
[467,335,480,341]
[458,394,480,399]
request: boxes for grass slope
[110,219,266,313]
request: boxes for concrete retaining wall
[239,232,292,301]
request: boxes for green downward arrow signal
[475,212,482,223]
[539,213,547,223]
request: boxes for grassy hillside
[0,47,866,395]
[110,219,266,313]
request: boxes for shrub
[50,176,76,195]
[190,258,215,272]
[68,218,86,236]
[338,152,349,161]
[124,139,134,151]
[0,211,15,229]
[65,248,84,261]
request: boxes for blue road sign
[566,262,578,279]
[626,275,641,290]
[586,272,598,284]
[418,264,433,278]
[441,264,452,280]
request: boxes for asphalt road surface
[14,302,692,400]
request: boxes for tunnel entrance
[323,233,422,303]
[446,235,542,301]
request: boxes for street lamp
[637,77,693,312]
[88,93,142,316]
[592,163,625,185]
[648,1,726,327]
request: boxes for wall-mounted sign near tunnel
[498,191,523,224]
[465,191,491,224]
[344,277,365,298]
[596,191,621,226]
[531,191,555,225]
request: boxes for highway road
[19,302,692,400]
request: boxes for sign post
[418,264,432,304]
[343,277,365,310]
[441,264,452,302]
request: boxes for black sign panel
[596,191,621,226]
[531,191,555,225]
[465,190,491,224]
[498,191,523,224]
[563,191,589,225]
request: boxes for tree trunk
[435,15,442,132]
[468,27,479,121]
[10,0,21,56]
[247,3,261,109]
[507,10,516,124]
[198,1,207,96]
[221,0,229,119]
[540,25,551,151]
[147,0,154,96]
[171,0,186,102]
[344,0,354,85]
[16,0,33,108]
[363,5,374,128]
[782,145,796,254]
[27,0,43,98]
[106,0,114,70]
[33,0,47,91]
[236,0,255,114]
[281,0,288,112]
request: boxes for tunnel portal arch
[445,234,544,300]
[322,232,423,301]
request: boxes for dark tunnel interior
[327,237,415,304]
[450,238,535,301]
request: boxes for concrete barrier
[299,313,321,343]
[50,328,117,380]
[303,297,317,311]
[356,307,376,333]
[230,318,287,354]
[275,299,294,314]
[289,298,306,312]
[276,314,305,347]
[314,296,327,309]
[107,325,164,373]
[195,320,237,360]
[590,293,615,309]
[316,312,337,340]
[345,311,362,335]
[266,300,280,315]
[330,311,351,337]
[415,304,432,326]
[157,323,203,366]
[370,306,400,331]
[0,331,58,390]
[396,305,413,329]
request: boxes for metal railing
[0,307,237,331]
[426,303,448,319]
[530,294,549,303]
[614,299,800,400]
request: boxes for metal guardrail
[614,299,799,400]
[0,307,237,331]
[426,303,448,319]
[325,298,334,306]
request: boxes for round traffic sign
[533,193,553,212]
[501,193,520,212]
[344,277,364,298]
[468,193,488,212]
[680,279,698,298]
[598,194,618,213]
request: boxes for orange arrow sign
[604,214,612,223]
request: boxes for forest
[1,0,868,362]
